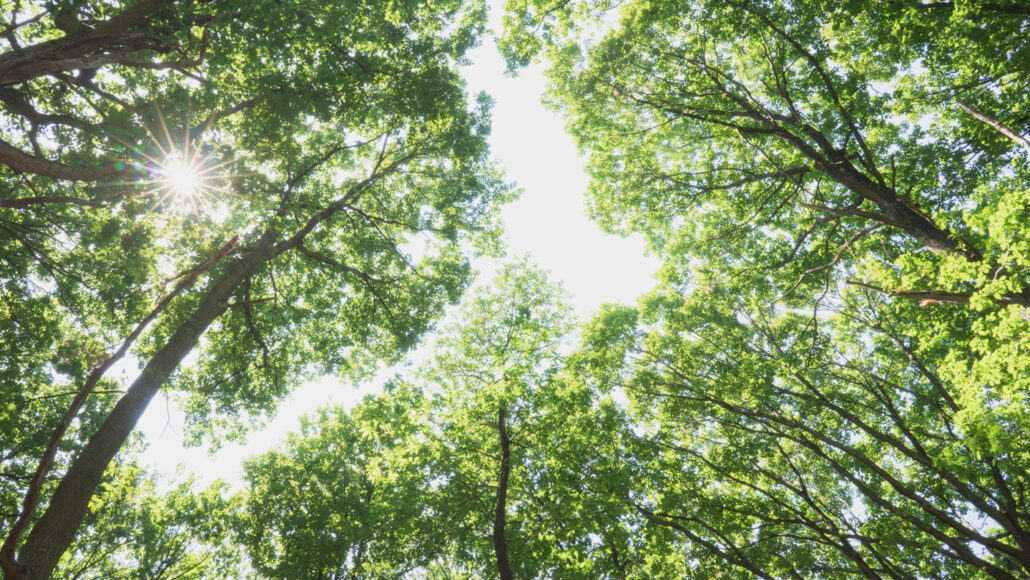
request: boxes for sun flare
[160,153,205,199]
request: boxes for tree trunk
[10,232,278,580]
[493,407,514,580]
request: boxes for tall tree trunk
[5,140,399,579]
[0,237,238,579]
[10,232,279,580]
[493,407,514,580]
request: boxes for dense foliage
[1,0,1029,578]
[497,0,1030,577]
[0,0,505,578]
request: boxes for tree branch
[957,101,1030,155]
[845,280,1030,306]
[0,138,133,181]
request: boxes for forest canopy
[2,0,1029,578]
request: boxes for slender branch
[0,188,125,208]
[957,101,1030,155]
[775,224,882,303]
[800,202,897,226]
[0,10,45,38]
[295,244,381,284]
[241,276,280,395]
[26,389,124,402]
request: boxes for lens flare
[160,153,204,198]
[102,105,244,222]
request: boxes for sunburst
[102,103,244,222]
[139,142,229,221]
[160,151,206,199]
[144,109,226,218]
[160,153,202,198]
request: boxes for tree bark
[847,280,1030,307]
[779,132,980,260]
[902,2,1030,16]
[493,407,514,580]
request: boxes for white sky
[135,5,658,488]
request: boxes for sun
[105,107,241,220]
[160,152,205,199]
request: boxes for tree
[237,262,638,578]
[237,386,442,579]
[577,282,1030,578]
[421,263,665,579]
[0,1,508,578]
[421,261,579,579]
[502,0,1030,309]
[502,0,1030,576]
[52,465,241,579]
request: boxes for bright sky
[135,4,658,488]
